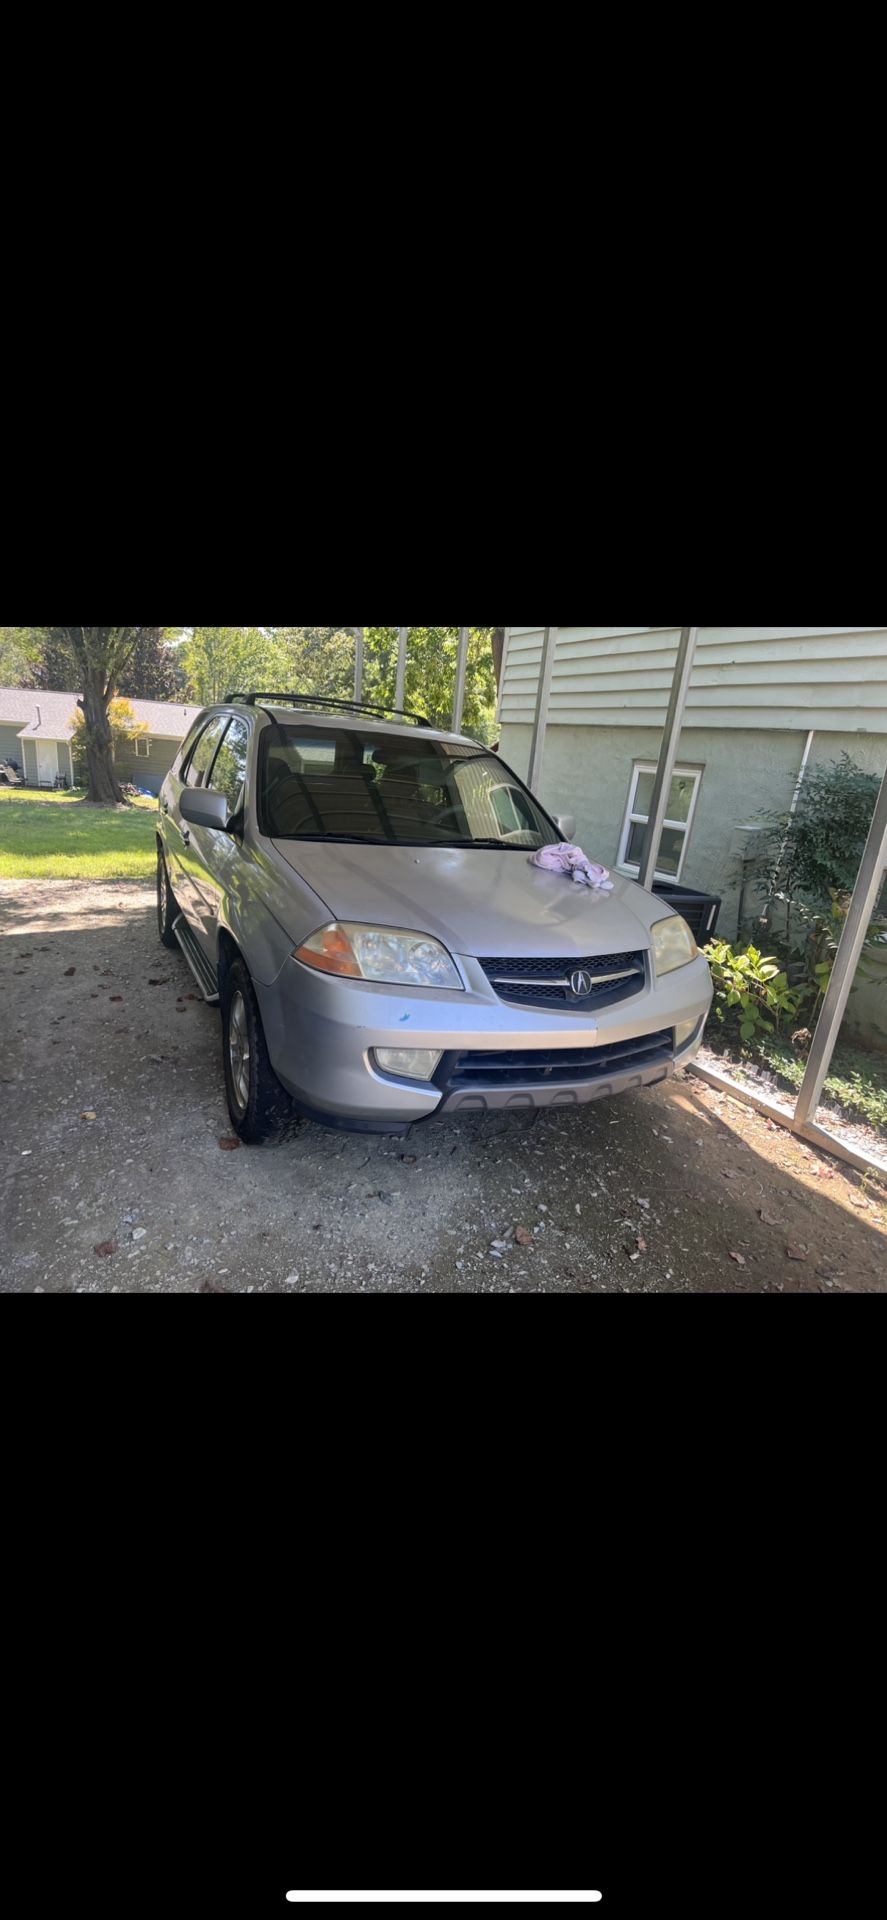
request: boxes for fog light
[675,1019,699,1049]
[374,1047,443,1081]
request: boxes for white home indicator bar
[286,1898,603,1906]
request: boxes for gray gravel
[2,880,886,1293]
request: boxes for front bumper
[255,952,713,1131]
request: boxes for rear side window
[185,718,229,789]
[211,719,250,813]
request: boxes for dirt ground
[2,879,886,1295]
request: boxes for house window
[134,737,150,759]
[618,764,702,882]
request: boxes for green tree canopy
[28,626,180,701]
[362,627,498,740]
[181,628,289,706]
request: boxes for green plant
[755,753,887,1022]
[762,753,882,904]
[705,939,801,1043]
[771,890,887,1026]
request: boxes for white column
[638,626,699,892]
[395,628,408,713]
[495,625,512,731]
[453,627,470,733]
[528,626,558,792]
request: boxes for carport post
[354,627,365,702]
[396,627,408,713]
[792,760,887,1129]
[495,626,512,730]
[528,627,558,793]
[453,627,470,733]
[638,627,700,891]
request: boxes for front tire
[157,846,180,949]
[221,955,293,1144]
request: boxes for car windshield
[261,726,558,850]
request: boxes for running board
[173,914,220,1005]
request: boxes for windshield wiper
[464,839,536,850]
[282,833,393,845]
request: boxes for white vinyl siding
[500,628,887,732]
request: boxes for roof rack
[224,692,434,730]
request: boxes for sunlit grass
[0,787,158,879]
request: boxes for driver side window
[211,719,250,814]
[185,718,228,789]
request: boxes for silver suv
[157,695,712,1143]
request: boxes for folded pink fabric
[530,843,615,890]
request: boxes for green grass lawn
[0,787,159,880]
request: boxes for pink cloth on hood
[530,843,615,890]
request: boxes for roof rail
[224,692,434,729]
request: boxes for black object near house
[652,879,721,944]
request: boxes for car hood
[271,842,663,959]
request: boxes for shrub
[762,752,882,904]
[756,753,887,1021]
[705,940,801,1044]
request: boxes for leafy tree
[179,625,500,736]
[764,754,883,906]
[363,627,498,740]
[71,699,148,784]
[29,625,181,702]
[272,628,359,699]
[116,630,182,701]
[181,628,288,706]
[0,626,40,686]
[29,628,160,803]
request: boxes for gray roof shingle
[0,687,202,742]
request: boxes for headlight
[295,923,464,991]
[651,914,698,976]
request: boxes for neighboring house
[0,689,202,796]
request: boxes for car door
[184,716,252,956]
[167,716,230,923]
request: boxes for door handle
[182,829,191,847]
[162,799,169,815]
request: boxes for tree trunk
[79,678,125,804]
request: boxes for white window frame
[618,761,702,884]
[134,736,151,759]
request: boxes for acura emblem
[570,969,594,998]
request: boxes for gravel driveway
[2,879,886,1294]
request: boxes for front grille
[479,949,646,1011]
[438,1029,673,1092]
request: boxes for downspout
[788,729,816,826]
[761,729,815,929]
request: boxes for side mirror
[557,813,577,842]
[179,788,231,832]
